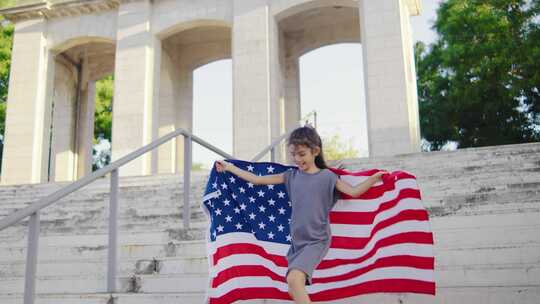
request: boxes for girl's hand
[371,170,389,181]
[215,160,234,173]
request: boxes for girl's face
[288,144,320,171]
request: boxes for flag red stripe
[212,231,434,269]
[212,255,434,287]
[208,279,435,304]
[330,209,430,249]
[319,232,434,268]
[330,188,421,224]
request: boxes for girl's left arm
[335,171,387,197]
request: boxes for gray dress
[283,168,341,285]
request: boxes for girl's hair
[287,125,328,169]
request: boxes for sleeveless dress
[283,168,341,285]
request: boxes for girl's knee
[286,269,306,287]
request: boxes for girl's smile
[288,144,321,174]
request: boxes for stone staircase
[1,142,539,303]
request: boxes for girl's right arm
[215,160,285,185]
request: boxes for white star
[232,193,237,199]
[217,225,224,232]
[235,223,243,230]
[277,224,284,232]
[212,182,218,189]
[229,176,236,183]
[247,165,254,171]
[278,207,286,214]
[249,196,256,203]
[221,183,228,189]
[267,184,274,190]
[286,234,291,241]
[267,232,275,239]
[234,207,240,214]
[212,230,217,238]
[225,215,232,222]
[288,218,291,224]
[223,199,230,206]
[239,203,247,210]
[268,215,275,222]
[258,222,266,229]
[247,182,254,188]
[277,191,286,198]
[288,201,292,207]
[258,205,266,213]
[257,190,265,197]
[267,165,275,173]
[249,212,256,220]
[268,198,276,205]
[239,187,246,193]
[215,208,222,215]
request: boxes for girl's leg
[286,269,312,304]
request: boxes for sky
[192,1,442,169]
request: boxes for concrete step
[0,239,208,262]
[0,255,209,278]
[1,286,539,304]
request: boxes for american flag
[201,159,435,304]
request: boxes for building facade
[0,0,422,185]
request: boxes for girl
[215,126,387,304]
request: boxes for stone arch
[48,36,116,182]
[50,36,115,55]
[274,1,366,161]
[273,0,358,22]
[156,20,232,174]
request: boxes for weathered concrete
[0,142,539,303]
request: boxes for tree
[415,0,540,150]
[94,75,113,143]
[90,75,114,170]
[322,134,359,161]
[0,17,13,172]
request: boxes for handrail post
[270,147,276,162]
[23,212,40,304]
[183,134,192,230]
[107,169,119,293]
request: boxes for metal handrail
[0,128,231,230]
[0,127,233,303]
[0,119,307,304]
[251,129,294,162]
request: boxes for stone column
[112,0,161,176]
[50,58,77,182]
[76,80,96,178]
[232,0,284,161]
[174,67,193,173]
[283,57,301,164]
[157,47,179,174]
[359,0,421,156]
[1,19,55,185]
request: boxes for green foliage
[94,75,113,144]
[416,0,540,150]
[0,18,13,171]
[322,134,359,161]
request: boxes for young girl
[215,126,387,304]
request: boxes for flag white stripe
[331,179,419,212]
[330,197,425,238]
[209,267,435,298]
[207,220,432,259]
[210,243,433,278]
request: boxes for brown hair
[287,126,328,169]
